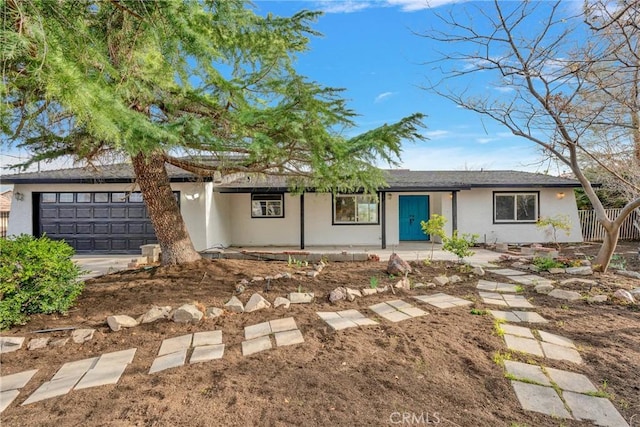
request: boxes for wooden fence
[0,211,8,238]
[578,209,640,242]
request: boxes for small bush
[443,231,479,262]
[0,235,84,329]
[532,256,565,271]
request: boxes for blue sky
[253,0,580,174]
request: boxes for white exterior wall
[6,182,211,251]
[228,193,300,246]
[205,190,231,249]
[456,187,583,244]
[384,192,452,245]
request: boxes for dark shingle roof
[1,164,581,190]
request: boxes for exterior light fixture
[556,192,565,199]
[14,192,24,201]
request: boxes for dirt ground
[1,242,639,427]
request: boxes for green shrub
[532,256,565,271]
[443,231,479,263]
[0,235,84,329]
[420,214,447,261]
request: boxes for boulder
[471,267,485,276]
[535,284,555,294]
[433,276,449,286]
[361,288,378,296]
[71,328,95,344]
[224,296,245,313]
[273,297,291,309]
[205,307,224,318]
[289,292,314,304]
[345,287,362,301]
[565,266,593,276]
[329,287,346,303]
[245,293,271,313]
[387,253,412,276]
[107,315,139,332]
[138,305,172,324]
[612,289,636,304]
[548,289,582,301]
[172,304,204,324]
[27,338,50,351]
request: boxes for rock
[307,270,320,278]
[425,283,437,288]
[329,287,346,303]
[273,297,291,309]
[535,284,555,294]
[107,315,139,332]
[528,265,540,272]
[345,287,362,301]
[28,338,50,350]
[630,288,640,298]
[138,305,172,324]
[314,264,324,272]
[289,292,314,304]
[361,288,378,296]
[548,289,582,301]
[282,272,293,279]
[612,289,636,304]
[560,278,597,286]
[580,259,591,266]
[50,338,69,348]
[205,307,224,318]
[224,296,245,313]
[395,278,411,290]
[377,285,389,293]
[565,266,593,276]
[587,295,608,303]
[434,276,449,286]
[273,273,284,280]
[449,275,462,284]
[245,293,271,313]
[172,304,204,324]
[512,262,526,268]
[412,282,427,289]
[387,253,412,276]
[251,276,264,282]
[0,337,24,353]
[239,278,250,285]
[616,270,640,280]
[548,268,565,274]
[71,328,95,344]
[235,284,246,294]
[472,267,485,276]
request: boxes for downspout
[380,191,386,249]
[452,191,458,233]
[300,193,305,250]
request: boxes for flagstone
[510,381,572,419]
[192,331,223,347]
[242,336,272,356]
[503,334,544,357]
[157,334,192,356]
[149,349,188,374]
[244,322,272,340]
[501,324,535,340]
[512,311,548,324]
[0,369,38,392]
[563,391,629,427]
[274,329,304,347]
[540,342,582,364]
[269,317,297,333]
[538,331,576,348]
[190,344,225,363]
[0,390,20,414]
[544,367,596,394]
[490,268,527,276]
[503,361,551,386]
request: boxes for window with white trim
[251,194,284,218]
[494,192,538,223]
[333,194,379,224]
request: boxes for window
[334,194,379,224]
[94,193,109,203]
[251,194,284,218]
[77,193,91,203]
[42,193,56,203]
[494,192,538,223]
[59,193,74,203]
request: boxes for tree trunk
[593,224,620,272]
[132,152,201,265]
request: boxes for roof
[217,169,582,192]
[1,163,582,191]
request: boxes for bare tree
[421,0,640,271]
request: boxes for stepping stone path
[242,317,304,356]
[500,325,583,364]
[317,309,378,331]
[0,369,38,413]
[489,310,548,324]
[413,293,472,309]
[479,291,534,308]
[23,348,136,405]
[476,279,520,293]
[368,300,427,322]
[150,331,224,373]
[505,360,629,426]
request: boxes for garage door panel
[38,191,170,254]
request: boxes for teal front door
[399,195,429,241]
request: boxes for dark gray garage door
[37,192,165,254]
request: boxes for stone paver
[477,280,519,293]
[269,317,298,333]
[75,348,136,390]
[413,293,472,309]
[22,357,99,405]
[274,330,305,347]
[245,322,272,340]
[538,331,576,348]
[563,391,630,427]
[489,310,521,322]
[510,381,572,419]
[0,390,20,414]
[507,275,555,287]
[540,342,583,364]
[0,369,39,392]
[503,334,544,357]
[242,335,272,356]
[190,344,225,364]
[158,334,192,356]
[503,361,550,386]
[480,292,534,308]
[489,268,527,276]
[501,324,536,339]
[544,367,596,394]
[193,331,223,347]
[512,311,549,324]
[370,300,427,322]
[149,349,188,374]
[0,337,25,354]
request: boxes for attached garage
[35,191,161,254]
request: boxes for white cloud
[317,0,464,14]
[317,1,373,14]
[386,0,463,12]
[491,86,514,94]
[374,91,396,103]
[475,137,495,144]
[424,130,450,139]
